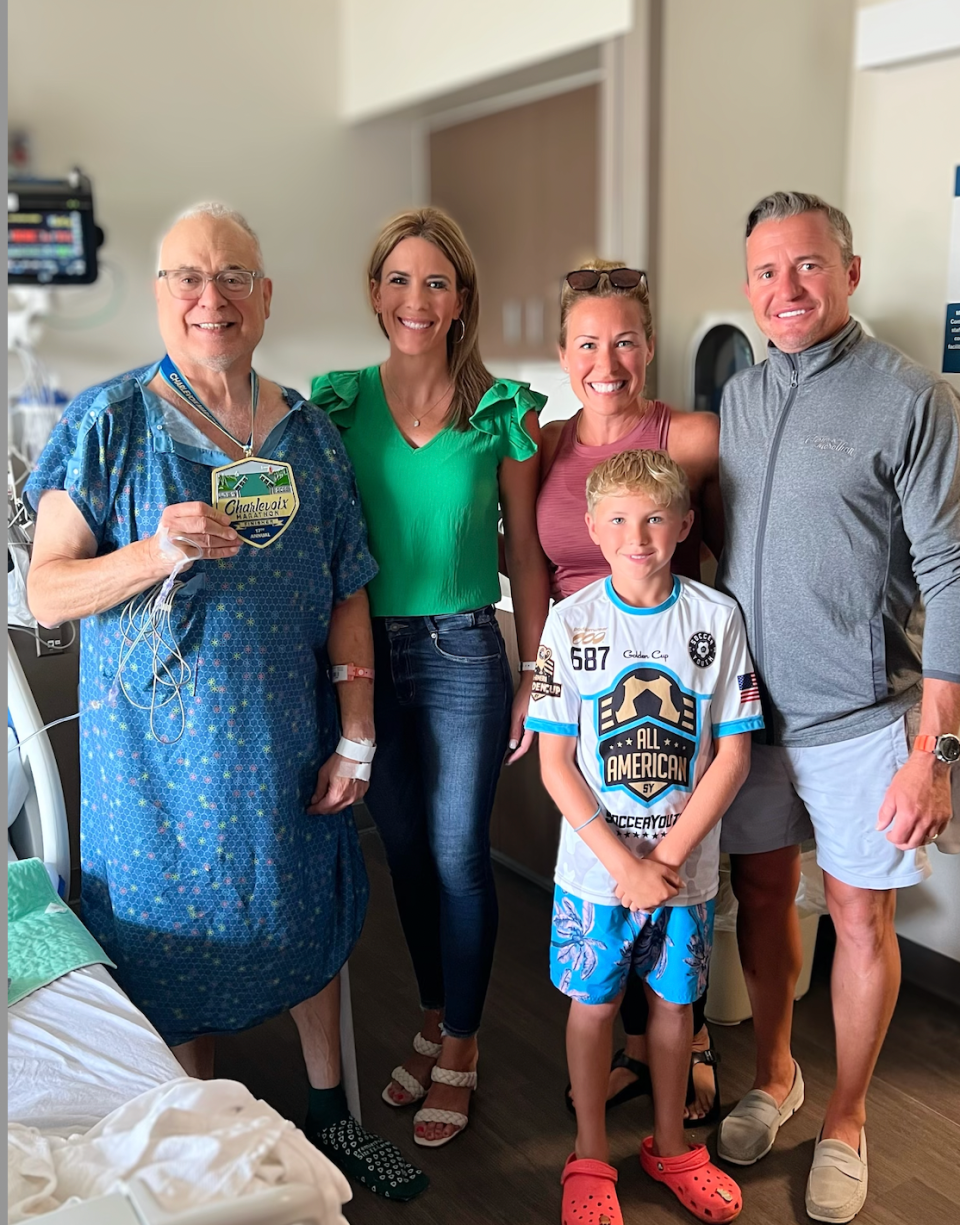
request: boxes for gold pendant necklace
[382,368,452,428]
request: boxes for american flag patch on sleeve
[738,672,760,703]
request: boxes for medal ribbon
[159,355,259,457]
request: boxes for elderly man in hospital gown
[25,203,428,1202]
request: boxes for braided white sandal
[413,1065,478,1148]
[381,1032,443,1107]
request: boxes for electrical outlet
[35,625,68,655]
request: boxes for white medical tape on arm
[336,737,376,763]
[334,759,372,781]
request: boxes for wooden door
[430,85,599,361]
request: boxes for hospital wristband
[572,805,602,833]
[336,736,376,763]
[518,661,537,672]
[331,664,375,683]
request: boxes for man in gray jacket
[716,191,959,1223]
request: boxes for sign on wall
[945,166,960,374]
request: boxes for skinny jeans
[363,608,512,1039]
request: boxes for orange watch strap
[913,734,937,753]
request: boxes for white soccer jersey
[526,576,763,907]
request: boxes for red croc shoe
[639,1138,742,1222]
[561,1153,623,1225]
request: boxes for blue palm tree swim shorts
[550,888,716,1006]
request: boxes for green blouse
[310,365,545,618]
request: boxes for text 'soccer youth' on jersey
[526,577,764,908]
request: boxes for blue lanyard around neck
[159,355,259,456]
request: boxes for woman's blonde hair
[367,207,493,430]
[559,258,654,348]
[586,449,690,515]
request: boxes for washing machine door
[693,323,757,415]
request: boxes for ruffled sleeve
[469,378,547,462]
[309,369,362,430]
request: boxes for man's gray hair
[745,192,854,266]
[158,201,264,271]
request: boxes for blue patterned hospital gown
[25,362,377,1046]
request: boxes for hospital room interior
[7,2,960,1224]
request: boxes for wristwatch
[913,733,960,764]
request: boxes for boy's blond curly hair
[585,449,690,515]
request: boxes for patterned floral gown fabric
[25,363,377,1045]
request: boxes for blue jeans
[364,608,512,1039]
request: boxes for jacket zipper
[752,355,799,743]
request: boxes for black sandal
[683,1046,721,1129]
[564,1047,654,1114]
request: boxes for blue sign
[945,305,960,375]
[946,168,960,375]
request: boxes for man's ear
[846,256,862,297]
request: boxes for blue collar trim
[604,575,681,615]
[137,360,305,466]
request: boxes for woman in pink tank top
[537,261,723,1124]
[538,264,723,599]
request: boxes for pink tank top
[536,402,702,599]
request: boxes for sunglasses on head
[564,267,647,292]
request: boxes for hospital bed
[7,633,360,1225]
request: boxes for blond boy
[528,451,760,1224]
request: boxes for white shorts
[719,710,938,890]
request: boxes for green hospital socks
[305,1083,430,1202]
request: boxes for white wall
[845,48,960,393]
[339,0,632,121]
[8,0,418,403]
[845,11,960,961]
[652,0,856,406]
[897,844,960,963]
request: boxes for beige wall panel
[340,0,630,120]
[654,0,855,406]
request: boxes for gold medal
[160,359,299,550]
[212,456,299,548]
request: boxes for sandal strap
[561,1156,619,1185]
[414,1107,468,1128]
[390,1065,428,1101]
[611,1048,650,1079]
[413,1031,443,1058]
[691,1047,719,1068]
[430,1065,478,1089]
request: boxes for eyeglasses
[564,268,647,292]
[157,268,266,300]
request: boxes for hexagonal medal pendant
[211,456,300,548]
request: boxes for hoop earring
[452,318,466,344]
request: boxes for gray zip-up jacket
[718,318,960,747]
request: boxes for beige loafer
[717,1061,804,1165]
[805,1128,867,1223]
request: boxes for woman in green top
[312,208,549,1149]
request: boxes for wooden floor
[216,829,960,1225]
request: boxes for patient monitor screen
[8,176,100,285]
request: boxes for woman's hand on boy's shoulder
[615,857,682,912]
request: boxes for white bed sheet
[8,963,186,1136]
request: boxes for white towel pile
[7,1077,351,1223]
